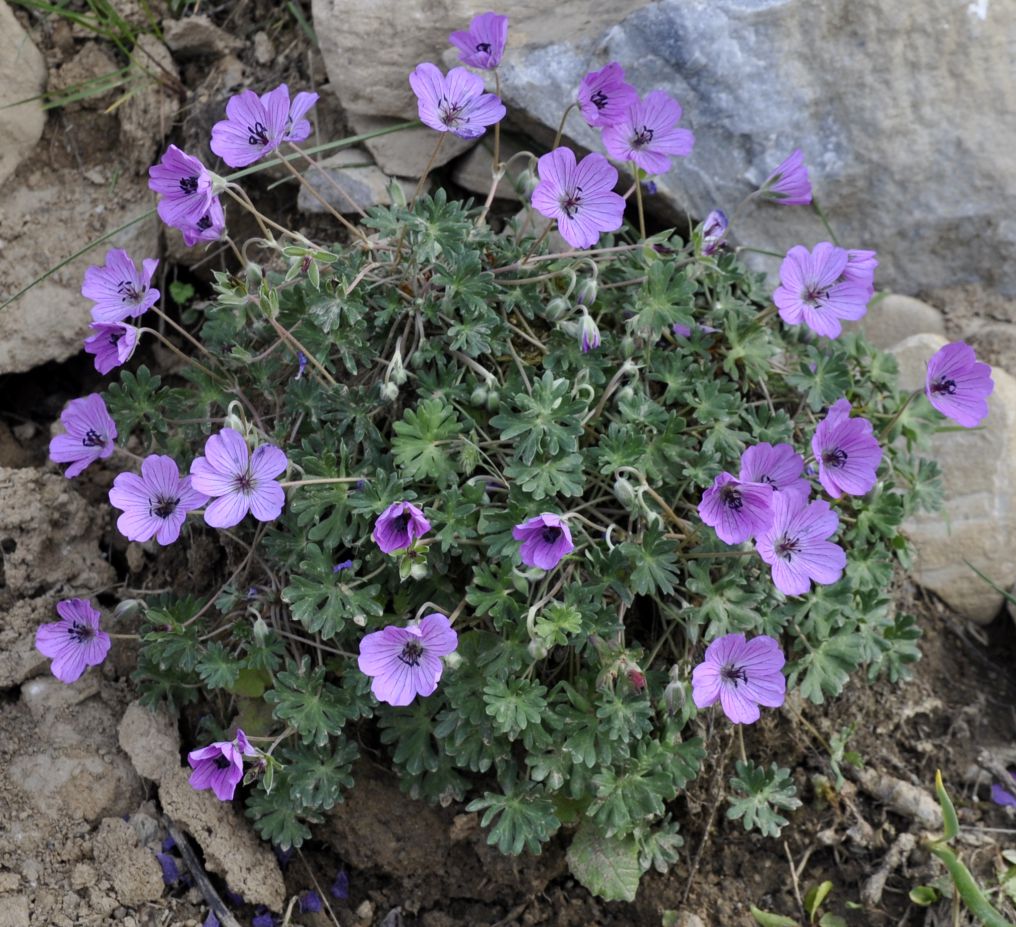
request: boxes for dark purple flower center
[631,125,655,149]
[233,472,255,494]
[559,185,584,218]
[398,641,424,667]
[109,330,123,346]
[179,175,199,195]
[930,377,957,396]
[541,526,562,544]
[719,483,743,511]
[590,89,609,110]
[822,447,848,469]
[67,620,95,644]
[117,279,144,303]
[82,428,107,448]
[774,535,800,561]
[150,495,181,519]
[214,755,231,770]
[802,283,830,307]
[438,96,466,129]
[247,120,270,146]
[196,213,213,231]
[720,663,749,687]
[475,41,492,53]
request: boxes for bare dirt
[1,4,1015,927]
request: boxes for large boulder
[0,1,47,187]
[314,0,1016,295]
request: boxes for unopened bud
[113,599,145,621]
[470,385,488,406]
[575,277,598,307]
[409,562,429,580]
[443,651,463,670]
[252,616,270,643]
[388,348,408,385]
[515,168,538,195]
[485,391,500,411]
[528,639,549,661]
[613,476,637,507]
[545,297,570,321]
[578,310,601,354]
[380,381,399,402]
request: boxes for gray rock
[297,147,404,215]
[451,132,532,202]
[163,13,242,58]
[0,0,47,187]
[892,333,1016,623]
[119,35,182,173]
[118,700,181,784]
[347,112,476,178]
[849,294,945,349]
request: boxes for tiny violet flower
[991,771,1016,808]
[84,322,139,375]
[156,852,181,885]
[82,248,159,324]
[812,398,882,498]
[691,632,786,725]
[109,454,208,546]
[358,613,458,707]
[409,62,505,139]
[203,914,220,927]
[530,147,625,249]
[190,428,288,529]
[333,559,354,573]
[698,472,774,545]
[180,196,226,248]
[576,62,639,128]
[759,148,812,205]
[298,891,322,914]
[512,513,574,570]
[738,442,810,503]
[48,394,117,478]
[330,869,350,900]
[148,145,215,227]
[295,351,308,379]
[756,494,847,596]
[601,90,694,175]
[925,341,994,428]
[700,209,728,256]
[252,908,275,927]
[449,11,508,70]
[35,598,111,684]
[373,501,431,553]
[187,729,257,802]
[210,83,319,168]
[773,242,872,338]
[578,309,601,353]
[672,321,720,339]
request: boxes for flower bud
[388,348,408,386]
[578,310,601,354]
[409,562,429,580]
[515,168,538,195]
[620,335,636,358]
[613,476,637,508]
[470,385,488,406]
[252,615,270,643]
[380,381,400,402]
[700,208,729,256]
[663,668,686,716]
[575,277,598,307]
[616,385,635,404]
[527,638,549,661]
[545,296,570,321]
[443,651,463,670]
[113,598,145,621]
[485,391,500,411]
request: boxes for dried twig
[162,817,243,927]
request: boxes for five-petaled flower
[187,729,258,801]
[530,147,625,249]
[148,145,215,227]
[811,398,882,498]
[84,321,139,375]
[758,148,812,205]
[211,83,319,168]
[373,501,431,554]
[190,428,288,529]
[756,494,846,596]
[409,62,505,139]
[925,341,994,428]
[773,242,872,339]
[109,454,208,545]
[181,197,226,248]
[35,598,111,684]
[738,442,810,503]
[692,632,786,724]
[698,472,774,545]
[49,393,117,478]
[448,11,508,70]
[357,613,458,706]
[576,62,639,128]
[512,513,574,570]
[82,248,159,324]
[601,90,694,174]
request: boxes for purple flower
[330,869,349,900]
[698,472,774,545]
[82,248,159,324]
[84,322,140,374]
[512,513,574,570]
[190,428,288,529]
[840,249,878,294]
[333,559,354,573]
[449,12,508,70]
[530,147,624,249]
[187,729,257,802]
[739,442,810,503]
[48,393,117,478]
[576,62,639,128]
[295,351,308,379]
[991,771,1016,808]
[211,84,319,168]
[252,909,275,927]
[812,399,882,498]
[156,852,181,885]
[700,209,728,256]
[357,613,458,707]
[601,91,694,175]
[181,197,226,248]
[109,454,208,545]
[148,145,215,228]
[925,341,994,428]
[409,62,505,139]
[691,633,786,725]
[773,243,872,339]
[759,148,812,205]
[204,914,220,927]
[579,310,601,353]
[373,501,431,553]
[672,322,720,339]
[756,494,846,596]
[35,598,111,684]
[298,891,322,914]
